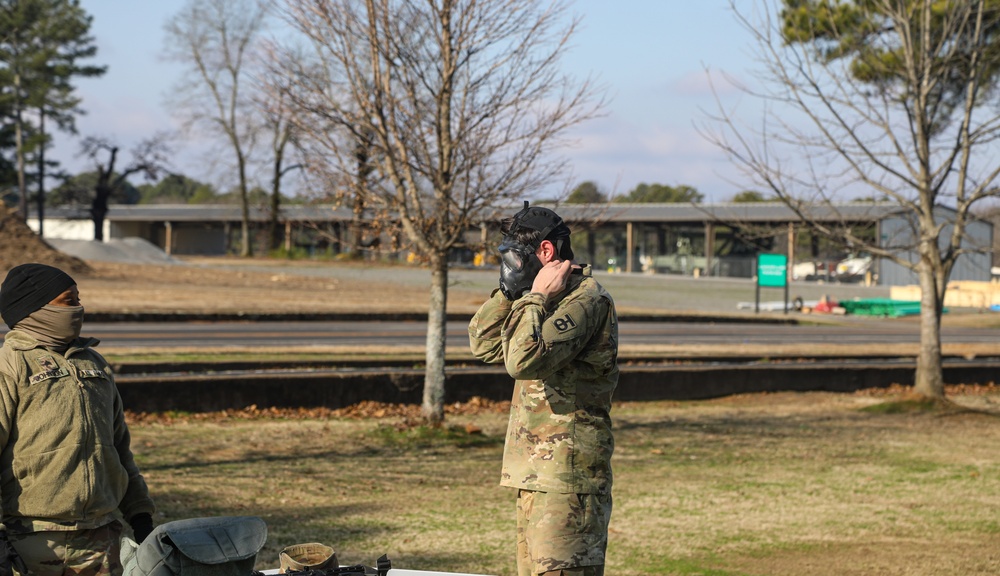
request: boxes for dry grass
[128,389,1000,576]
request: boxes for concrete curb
[114,358,1000,413]
[87,311,801,324]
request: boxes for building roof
[40,204,357,223]
[520,202,904,224]
[36,201,925,226]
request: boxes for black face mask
[498,237,543,301]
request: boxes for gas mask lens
[500,247,524,271]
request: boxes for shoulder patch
[37,355,58,372]
[552,314,578,333]
[541,302,589,343]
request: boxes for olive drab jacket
[0,330,154,533]
[468,264,619,495]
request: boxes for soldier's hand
[129,513,154,544]
[531,260,573,298]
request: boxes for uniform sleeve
[0,363,17,523]
[468,288,513,364]
[109,366,155,520]
[0,367,16,454]
[501,292,602,381]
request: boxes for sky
[51,0,759,202]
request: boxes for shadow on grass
[141,425,503,472]
[366,551,503,575]
[368,422,505,449]
[861,396,1000,418]
[614,413,850,440]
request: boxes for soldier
[0,263,155,576]
[469,204,619,576]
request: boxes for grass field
[128,388,1000,576]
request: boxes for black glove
[0,530,27,576]
[129,513,154,544]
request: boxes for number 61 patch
[543,309,585,343]
[553,314,577,332]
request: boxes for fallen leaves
[126,395,511,425]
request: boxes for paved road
[62,319,1000,349]
[185,259,895,314]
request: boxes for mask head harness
[498,201,571,301]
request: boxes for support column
[478,224,488,266]
[165,221,173,256]
[787,222,795,282]
[587,230,596,266]
[704,222,715,277]
[626,221,634,273]
[285,221,292,252]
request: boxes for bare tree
[163,0,268,257]
[254,76,302,252]
[81,135,169,240]
[272,0,603,423]
[703,0,1000,400]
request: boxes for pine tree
[0,0,105,228]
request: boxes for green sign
[757,253,788,288]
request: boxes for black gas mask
[498,238,544,301]
[497,202,571,301]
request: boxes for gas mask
[498,237,544,301]
[497,202,571,301]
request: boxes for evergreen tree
[566,180,608,203]
[0,0,104,228]
[614,182,704,203]
[137,174,219,205]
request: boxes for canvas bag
[122,516,268,576]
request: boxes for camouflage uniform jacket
[0,330,155,533]
[468,265,619,495]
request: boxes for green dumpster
[839,298,928,317]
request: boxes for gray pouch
[123,516,268,576]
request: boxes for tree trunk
[913,256,945,399]
[421,252,449,425]
[14,72,26,221]
[36,109,45,237]
[350,192,365,258]
[91,148,117,243]
[238,157,253,257]
[92,185,109,241]
[270,156,282,252]
[349,134,371,259]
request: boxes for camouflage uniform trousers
[9,521,124,576]
[515,489,612,576]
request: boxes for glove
[0,530,27,576]
[129,513,154,544]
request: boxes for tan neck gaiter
[15,305,85,353]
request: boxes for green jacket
[468,265,619,494]
[0,330,155,532]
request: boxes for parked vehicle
[834,253,873,283]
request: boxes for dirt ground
[74,259,468,315]
[0,209,90,275]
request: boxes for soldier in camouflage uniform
[469,204,618,576]
[0,264,155,576]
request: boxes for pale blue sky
[55,0,757,201]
